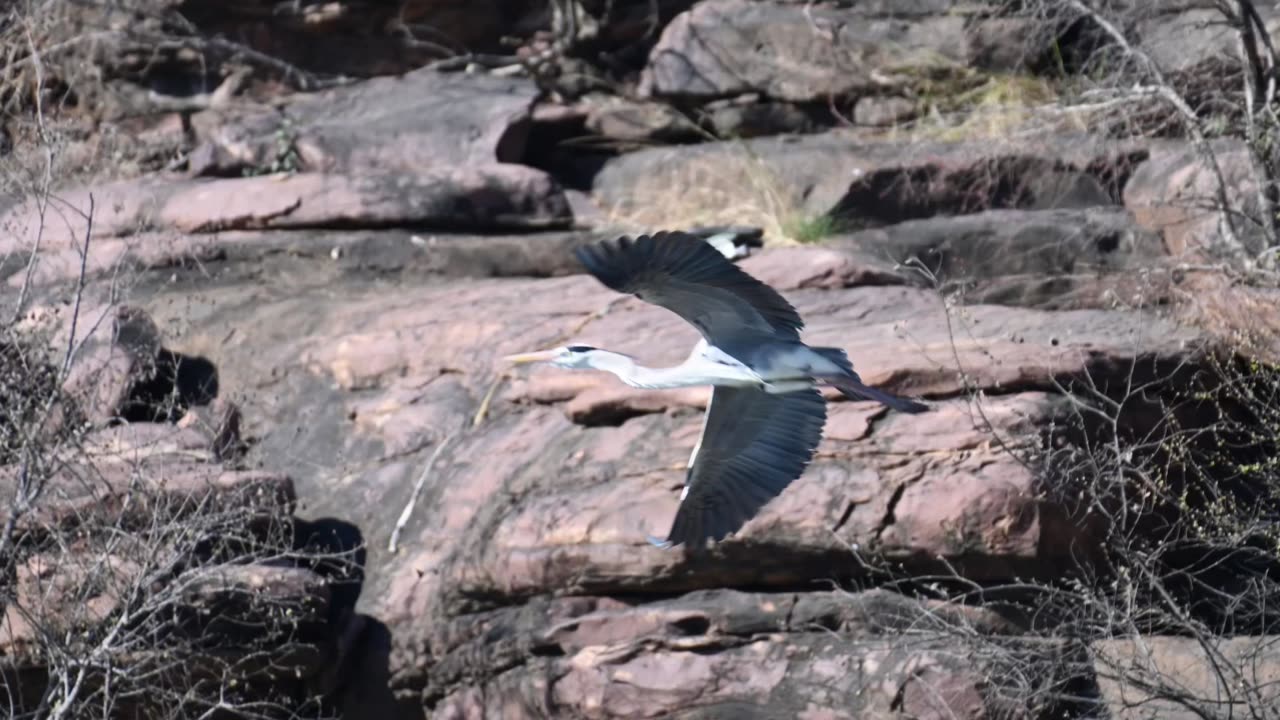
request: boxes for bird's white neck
[584,350,755,389]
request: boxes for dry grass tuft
[874,73,1114,143]
[600,145,836,246]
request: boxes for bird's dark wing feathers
[664,385,827,548]
[573,232,804,342]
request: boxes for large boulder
[1,227,602,291]
[46,0,545,119]
[0,165,573,286]
[76,241,1213,716]
[830,207,1171,309]
[189,69,542,177]
[1135,6,1280,78]
[593,131,1149,231]
[422,589,1075,719]
[1122,138,1268,259]
[639,0,1024,103]
[1091,635,1280,719]
[278,251,1203,409]
[158,167,571,233]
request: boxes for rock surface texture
[2,1,1274,719]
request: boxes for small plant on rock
[781,213,840,244]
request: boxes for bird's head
[502,345,608,369]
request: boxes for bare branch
[388,431,457,554]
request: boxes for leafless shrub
[840,248,1280,717]
[0,0,354,192]
[1,297,342,718]
[0,27,359,717]
[1024,0,1280,261]
[815,1,1280,701]
[1,305,360,719]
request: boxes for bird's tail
[812,347,929,414]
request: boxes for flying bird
[504,231,928,550]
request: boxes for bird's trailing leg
[762,380,817,394]
[647,481,692,549]
[646,533,674,549]
[820,375,928,413]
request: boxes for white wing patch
[694,341,752,370]
[684,386,716,499]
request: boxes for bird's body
[505,231,928,550]
[575,341,758,390]
[586,338,849,392]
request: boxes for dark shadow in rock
[830,156,1115,230]
[172,351,219,405]
[1040,351,1280,635]
[295,517,367,625]
[120,349,220,423]
[1029,13,1114,77]
[338,618,423,720]
[294,517,422,720]
[1084,149,1150,203]
[523,106,616,192]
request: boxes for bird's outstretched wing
[653,384,827,549]
[573,232,803,344]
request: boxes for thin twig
[1069,0,1247,255]
[0,30,124,76]
[1235,0,1280,247]
[10,145,52,323]
[62,193,93,376]
[423,53,523,72]
[9,21,52,323]
[196,37,342,91]
[472,374,506,428]
[388,432,456,554]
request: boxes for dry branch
[388,432,457,554]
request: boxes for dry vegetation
[862,267,1280,716]
[602,143,838,245]
[0,6,361,718]
[0,217,360,717]
[5,0,1280,718]
[901,3,1280,710]
[640,1,1280,715]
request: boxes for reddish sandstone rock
[640,0,971,102]
[1092,635,1280,719]
[0,165,571,260]
[190,69,541,176]
[22,242,1213,718]
[592,131,1145,226]
[1122,139,1266,258]
[418,589,1061,719]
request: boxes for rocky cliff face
[4,1,1280,718]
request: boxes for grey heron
[505,231,928,550]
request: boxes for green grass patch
[782,213,840,244]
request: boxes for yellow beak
[502,349,560,365]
